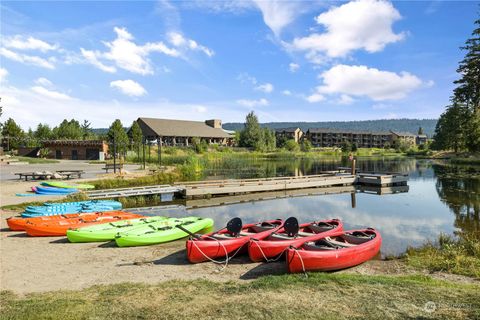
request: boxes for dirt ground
[1,209,475,296]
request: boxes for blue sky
[0,0,478,128]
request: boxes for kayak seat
[212,231,254,240]
[342,234,373,244]
[308,224,335,233]
[250,225,276,233]
[324,237,357,247]
[269,233,296,240]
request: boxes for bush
[341,141,352,153]
[300,140,312,152]
[284,139,300,152]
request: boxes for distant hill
[223,119,438,137]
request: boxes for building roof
[390,131,416,137]
[42,140,107,146]
[275,127,301,133]
[137,117,233,139]
[307,128,391,135]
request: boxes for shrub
[284,139,300,152]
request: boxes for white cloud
[110,79,147,97]
[80,48,116,73]
[316,64,423,101]
[34,77,53,88]
[337,94,354,105]
[195,106,207,113]
[31,86,72,100]
[236,98,269,107]
[282,90,292,96]
[167,32,214,57]
[0,47,55,69]
[2,36,58,52]
[81,27,180,75]
[291,0,405,61]
[305,93,325,103]
[252,0,302,36]
[255,82,274,93]
[289,63,299,73]
[0,68,8,82]
[237,72,257,85]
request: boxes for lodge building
[135,117,234,146]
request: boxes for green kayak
[41,181,95,190]
[66,216,168,243]
[115,217,214,247]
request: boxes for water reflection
[135,157,479,256]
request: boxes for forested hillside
[223,119,437,137]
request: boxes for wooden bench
[102,163,124,173]
[55,170,84,179]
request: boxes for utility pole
[142,138,146,170]
[157,136,162,167]
[113,133,117,174]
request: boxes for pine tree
[239,111,263,149]
[129,120,143,158]
[107,119,129,156]
[1,118,24,150]
[434,16,480,152]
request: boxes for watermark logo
[423,301,437,313]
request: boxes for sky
[0,0,478,129]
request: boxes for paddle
[283,217,299,237]
[176,224,202,239]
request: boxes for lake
[135,156,480,257]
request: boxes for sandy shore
[1,209,474,295]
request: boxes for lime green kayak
[115,217,214,247]
[41,181,95,190]
[66,216,168,243]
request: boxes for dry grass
[1,273,479,320]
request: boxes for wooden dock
[85,185,183,200]
[84,172,408,200]
[174,174,356,198]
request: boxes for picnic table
[102,163,124,173]
[55,170,84,179]
[15,172,52,181]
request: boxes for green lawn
[13,156,59,164]
[1,273,479,320]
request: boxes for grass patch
[405,233,480,278]
[12,156,59,164]
[1,273,479,320]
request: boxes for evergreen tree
[434,16,480,152]
[263,128,276,152]
[81,120,92,140]
[107,119,129,155]
[1,118,24,150]
[53,119,83,140]
[129,120,143,157]
[34,123,52,140]
[239,111,263,149]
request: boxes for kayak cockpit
[303,231,376,250]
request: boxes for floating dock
[85,172,408,200]
[85,185,183,200]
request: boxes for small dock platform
[356,172,408,186]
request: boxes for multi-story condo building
[274,127,304,143]
[306,128,417,148]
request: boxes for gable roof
[307,128,391,135]
[137,117,233,139]
[275,127,302,133]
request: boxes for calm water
[136,157,480,257]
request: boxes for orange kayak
[23,212,143,236]
[7,211,136,231]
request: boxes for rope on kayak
[250,240,288,263]
[291,247,308,278]
[190,236,247,272]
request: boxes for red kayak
[7,211,131,231]
[186,218,283,263]
[286,228,382,273]
[248,218,343,262]
[23,212,142,236]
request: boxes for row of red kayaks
[186,217,381,273]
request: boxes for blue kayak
[22,200,123,217]
[34,186,78,195]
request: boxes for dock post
[351,158,356,175]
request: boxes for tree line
[432,16,480,153]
